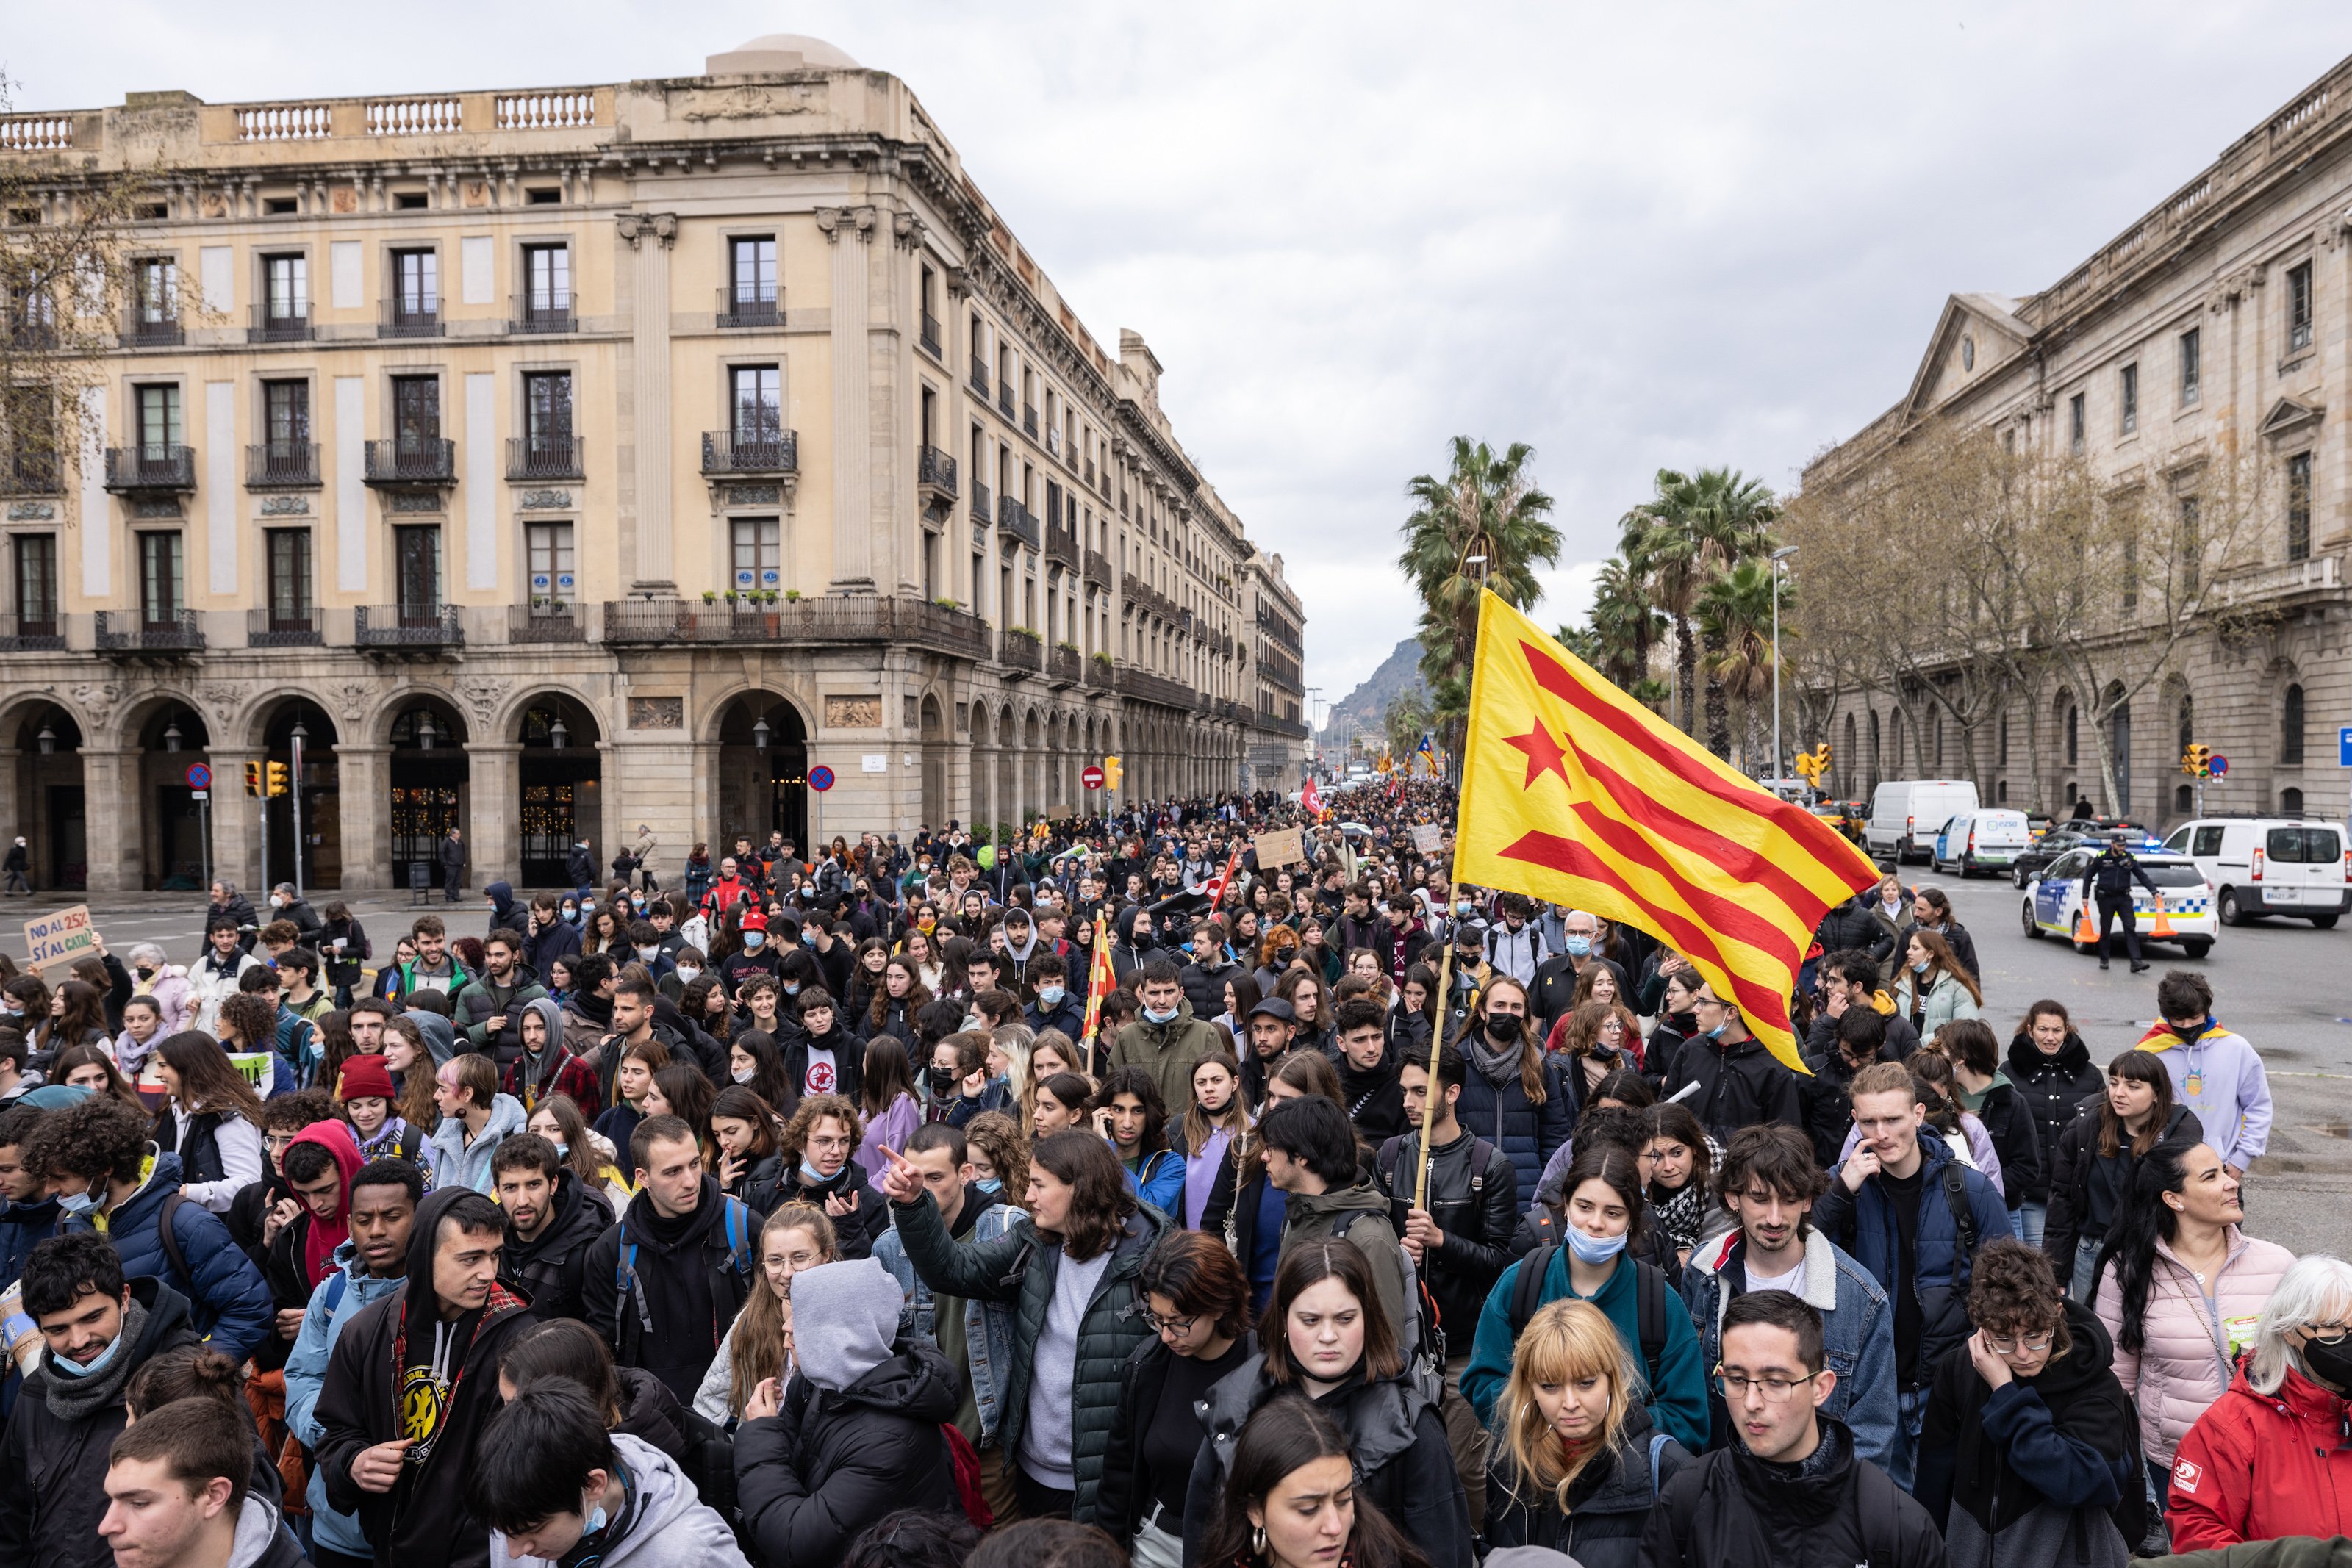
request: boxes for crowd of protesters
[0,788,2340,1568]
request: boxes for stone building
[0,32,1309,892]
[1804,55,2352,830]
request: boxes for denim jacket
[874,1198,1021,1445]
[1680,1226,1899,1471]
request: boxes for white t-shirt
[803,1044,838,1097]
[1744,1254,1805,1296]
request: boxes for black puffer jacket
[2043,1103,2201,1276]
[887,1187,1168,1523]
[1181,1356,1471,1568]
[1485,1398,1692,1568]
[734,1340,958,1567]
[1661,1029,1806,1146]
[1968,1076,2044,1209]
[1638,1416,1947,1568]
[1374,1126,1517,1353]
[2006,1030,2104,1207]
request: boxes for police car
[2020,843,2215,960]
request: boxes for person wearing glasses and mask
[1641,1290,1946,1568]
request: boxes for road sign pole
[199,794,210,898]
[291,733,306,902]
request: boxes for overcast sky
[15,2,2352,708]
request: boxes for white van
[1932,808,2034,878]
[2160,817,2351,927]
[1866,780,1982,863]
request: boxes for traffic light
[1103,755,1123,791]
[244,761,262,798]
[265,761,290,798]
[2181,743,2211,779]
[1793,744,1831,788]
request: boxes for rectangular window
[2119,363,2138,434]
[266,528,312,627]
[523,244,570,328]
[729,517,780,593]
[2287,450,2312,561]
[137,531,183,627]
[392,376,440,444]
[2179,327,2201,404]
[2289,261,2315,352]
[263,253,306,320]
[133,257,176,328]
[135,383,182,454]
[2122,535,2138,611]
[395,525,442,616]
[2069,392,2085,454]
[390,248,437,329]
[12,533,57,633]
[728,237,776,307]
[2179,495,2201,594]
[523,372,573,446]
[3,387,55,491]
[728,366,783,462]
[526,521,576,605]
[260,380,310,481]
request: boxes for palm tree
[1398,437,1561,752]
[1697,558,1785,771]
[1621,477,1706,737]
[1586,555,1662,691]
[1630,468,1779,756]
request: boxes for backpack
[1511,1243,1671,1398]
[612,1196,756,1342]
[1666,1447,1905,1567]
[1329,1206,1440,1367]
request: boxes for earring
[1252,1525,1268,1558]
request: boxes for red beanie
[337,1054,396,1102]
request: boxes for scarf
[43,1297,148,1423]
[2136,1016,2222,1052]
[1462,1032,1524,1088]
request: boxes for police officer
[2081,827,2159,973]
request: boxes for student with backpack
[578,1115,761,1411]
[1459,1141,1708,1452]
[1811,1060,2010,1493]
[1484,1298,1691,1566]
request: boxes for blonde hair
[727,1204,837,1417]
[1498,1298,1639,1513]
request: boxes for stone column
[619,212,678,595]
[334,745,391,891]
[822,206,877,593]
[207,747,262,893]
[465,742,523,890]
[0,749,19,868]
[82,747,138,893]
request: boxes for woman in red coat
[2165,1254,2352,1550]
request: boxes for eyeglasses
[1714,1367,1820,1401]
[1984,1330,2055,1354]
[1141,1308,1200,1335]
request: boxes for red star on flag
[1505,720,1571,791]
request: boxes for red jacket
[703,876,753,917]
[2167,1361,2352,1550]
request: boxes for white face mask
[733,1065,756,1085]
[675,965,700,985]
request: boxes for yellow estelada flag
[1452,590,1881,1074]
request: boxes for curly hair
[1967,1237,2070,1360]
[778,1093,864,1163]
[27,1094,152,1186]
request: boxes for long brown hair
[1182,1051,1249,1156]
[1030,1129,1136,1263]
[1904,929,1983,1007]
[1261,1239,1402,1386]
[381,1018,443,1131]
[154,1032,265,1125]
[527,1093,612,1190]
[867,956,933,1035]
[52,1041,145,1110]
[727,1204,836,1417]
[859,1036,917,1121]
[2097,1050,2177,1159]
[1477,976,1552,1104]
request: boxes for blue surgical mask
[1143,1004,1177,1025]
[583,1492,609,1538]
[1911,959,1929,974]
[1038,986,1065,1007]
[799,1159,834,1185]
[744,932,766,950]
[1563,936,1592,959]
[1704,1021,1729,1040]
[552,1140,570,1158]
[51,1329,123,1378]
[975,1176,1004,1197]
[782,981,800,996]
[57,1188,97,1218]
[1566,1228,1629,1266]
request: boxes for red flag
[1200,842,1243,908]
[1302,777,1324,818]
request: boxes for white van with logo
[2161,817,2351,927]
[1932,809,2034,878]
[1865,780,1981,863]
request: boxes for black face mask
[1485,1013,1522,1043]
[2303,1335,2352,1395]
[928,1066,958,1096]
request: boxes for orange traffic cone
[2148,897,2176,939]
[2073,907,2098,945]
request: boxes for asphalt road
[1895,860,2352,1259]
[13,869,2350,1255]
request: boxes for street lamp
[1770,544,1799,788]
[751,713,770,752]
[415,712,437,752]
[549,716,569,751]
[35,723,55,755]
[162,721,182,753]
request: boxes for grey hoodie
[492,1431,750,1568]
[226,1493,308,1568]
[426,1091,527,1193]
[790,1259,900,1392]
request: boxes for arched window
[2065,704,2079,766]
[2177,695,2194,757]
[2283,787,2306,815]
[2282,683,2305,764]
[2176,784,2193,813]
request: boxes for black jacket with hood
[760,1154,888,1259]
[313,1187,537,1568]
[1485,1398,1692,1568]
[1638,1415,1948,1568]
[733,1337,959,1567]
[498,1167,614,1325]
[1660,1028,1807,1146]
[2006,1029,2104,1207]
[578,1176,760,1409]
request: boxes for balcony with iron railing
[999,627,1042,677]
[381,295,441,339]
[599,594,990,660]
[247,605,323,647]
[1044,519,1079,567]
[1083,548,1113,589]
[1,452,60,497]
[1116,664,1198,709]
[509,603,584,644]
[512,293,574,334]
[971,478,992,527]
[364,436,456,486]
[1047,641,1083,686]
[1084,653,1114,691]
[1255,711,1312,739]
[917,445,959,500]
[700,428,798,476]
[997,382,1017,420]
[7,311,58,352]
[919,311,942,358]
[251,302,312,343]
[245,442,320,488]
[506,435,584,481]
[96,609,204,657]
[996,495,1041,553]
[356,603,464,651]
[715,287,780,331]
[103,445,196,493]
[123,308,183,348]
[0,610,65,652]
[1022,404,1039,439]
[969,359,989,398]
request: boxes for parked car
[2021,848,2215,960]
[1932,809,2033,878]
[2009,827,2097,888]
[2161,817,2350,928]
[1865,780,1981,863]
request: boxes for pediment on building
[1904,293,2030,418]
[2260,395,2325,441]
